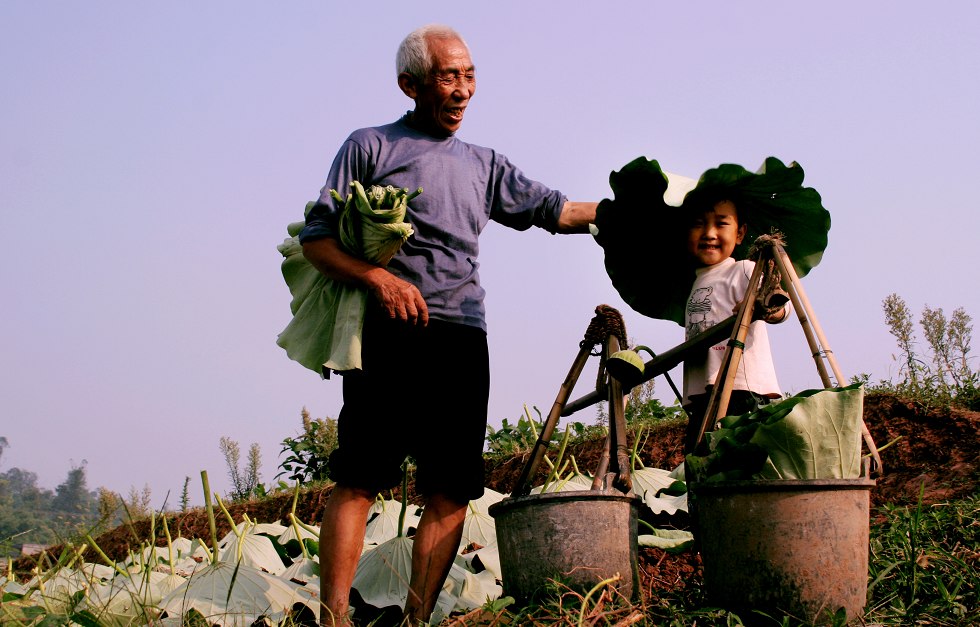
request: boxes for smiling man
[300,24,597,625]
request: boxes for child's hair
[686,193,749,226]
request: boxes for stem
[162,515,176,576]
[83,534,130,578]
[397,461,409,538]
[578,574,621,627]
[200,470,219,564]
[288,513,311,559]
[542,425,573,493]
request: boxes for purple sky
[3,2,978,506]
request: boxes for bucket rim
[690,477,875,494]
[488,489,642,517]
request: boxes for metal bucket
[690,478,875,625]
[488,490,642,603]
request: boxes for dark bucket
[488,490,642,603]
[690,478,875,625]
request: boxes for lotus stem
[397,460,409,538]
[288,512,311,560]
[200,470,219,564]
[83,534,130,578]
[541,425,572,493]
[162,515,176,576]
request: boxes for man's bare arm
[302,237,429,325]
[556,201,599,234]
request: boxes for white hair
[396,24,468,79]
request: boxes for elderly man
[301,24,597,625]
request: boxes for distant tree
[0,467,57,545]
[0,436,8,466]
[51,460,97,536]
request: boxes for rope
[581,304,628,355]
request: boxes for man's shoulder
[347,119,405,143]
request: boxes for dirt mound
[863,392,980,508]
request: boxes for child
[682,197,788,453]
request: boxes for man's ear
[398,72,418,99]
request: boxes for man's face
[404,36,475,136]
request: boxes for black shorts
[328,313,490,502]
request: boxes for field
[6,391,979,625]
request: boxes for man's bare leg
[403,493,468,625]
[319,484,375,627]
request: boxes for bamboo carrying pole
[590,334,633,493]
[512,344,593,497]
[691,258,769,451]
[509,306,635,497]
[691,240,883,477]
[770,243,883,475]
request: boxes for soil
[16,392,979,600]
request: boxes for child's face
[687,200,747,267]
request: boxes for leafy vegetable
[686,384,865,482]
[276,183,421,374]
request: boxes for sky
[2,2,978,508]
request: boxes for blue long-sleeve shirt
[300,115,567,330]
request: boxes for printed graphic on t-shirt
[687,286,713,340]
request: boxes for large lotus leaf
[682,157,831,279]
[631,467,675,498]
[460,502,497,550]
[278,521,319,546]
[351,536,414,610]
[123,545,170,569]
[630,467,689,514]
[275,253,367,374]
[592,158,694,325]
[530,473,593,494]
[752,384,864,479]
[281,556,319,585]
[467,488,507,514]
[81,579,158,626]
[447,565,502,613]
[638,529,695,553]
[159,561,314,626]
[80,571,184,625]
[592,156,830,325]
[27,568,89,614]
[0,576,26,596]
[467,547,502,581]
[217,533,286,576]
[364,500,421,545]
[78,562,116,582]
[687,384,865,482]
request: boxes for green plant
[179,476,191,513]
[218,436,263,501]
[878,293,978,410]
[485,405,543,457]
[276,407,338,484]
[867,490,979,624]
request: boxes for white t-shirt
[683,257,782,402]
